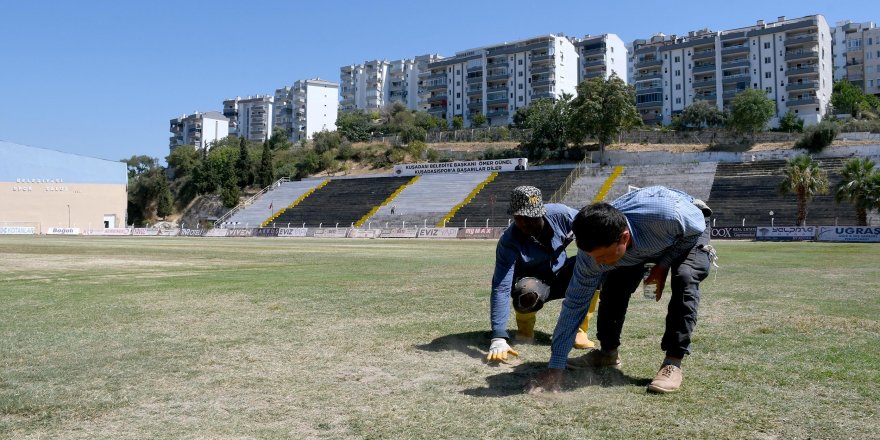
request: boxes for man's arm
[490,238,518,339]
[547,251,602,369]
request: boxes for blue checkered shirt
[548,186,706,369]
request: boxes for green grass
[1,237,878,439]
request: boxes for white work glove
[486,337,519,362]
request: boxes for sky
[1,0,876,164]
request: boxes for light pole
[66,204,70,228]
[769,210,775,227]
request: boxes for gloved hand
[487,337,519,362]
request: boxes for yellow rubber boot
[514,311,536,343]
[573,290,601,349]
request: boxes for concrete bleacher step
[222,179,326,227]
[366,172,491,227]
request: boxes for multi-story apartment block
[169,112,229,151]
[421,34,578,127]
[340,55,443,113]
[832,20,880,96]
[274,79,339,142]
[222,95,274,142]
[574,34,628,84]
[633,15,833,126]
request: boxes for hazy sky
[1,0,875,163]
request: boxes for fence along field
[1,237,878,438]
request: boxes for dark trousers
[596,226,712,358]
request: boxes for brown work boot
[647,365,683,393]
[566,349,621,369]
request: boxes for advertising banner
[710,227,756,240]
[392,158,528,176]
[277,228,309,237]
[816,226,880,243]
[254,228,279,237]
[417,227,460,239]
[313,228,350,238]
[755,226,816,241]
[348,229,380,238]
[458,227,502,239]
[226,228,254,237]
[86,228,131,236]
[132,228,160,236]
[179,229,206,237]
[380,228,420,238]
[204,229,229,237]
[47,227,80,235]
[0,227,35,235]
[157,229,180,236]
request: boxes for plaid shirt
[548,186,706,369]
[490,203,578,339]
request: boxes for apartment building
[574,34,628,84]
[222,95,274,142]
[633,15,833,127]
[421,34,578,127]
[169,112,229,151]
[274,79,339,142]
[833,20,880,96]
[340,55,443,113]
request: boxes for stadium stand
[443,168,574,227]
[563,162,718,209]
[366,172,492,228]
[708,157,858,226]
[268,176,411,227]
[221,179,326,227]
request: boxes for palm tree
[779,155,829,226]
[835,158,877,226]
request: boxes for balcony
[721,59,749,69]
[532,92,554,100]
[694,94,717,101]
[635,86,663,94]
[787,97,819,106]
[428,94,447,104]
[584,71,604,79]
[486,109,509,118]
[486,72,509,82]
[531,64,552,75]
[636,72,662,81]
[581,47,604,57]
[467,87,482,96]
[636,100,662,109]
[532,78,554,87]
[787,81,818,91]
[466,75,483,84]
[722,89,746,97]
[721,73,750,83]
[785,50,819,61]
[721,45,749,55]
[422,72,446,81]
[427,107,445,115]
[786,65,819,76]
[486,61,509,69]
[468,101,483,110]
[486,86,506,94]
[530,54,554,63]
[693,64,716,74]
[692,49,716,61]
[467,65,483,72]
[693,78,717,88]
[635,58,662,69]
[426,82,446,91]
[486,96,509,106]
[785,33,818,46]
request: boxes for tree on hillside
[778,111,804,133]
[155,176,174,219]
[267,127,292,150]
[830,80,880,118]
[452,115,464,129]
[835,158,878,225]
[166,145,199,179]
[125,158,169,226]
[258,140,274,188]
[123,155,158,179]
[779,154,829,226]
[519,97,571,159]
[728,88,776,138]
[219,159,240,208]
[413,111,443,131]
[680,100,726,129]
[566,74,641,162]
[336,111,373,142]
[235,137,254,188]
[471,113,487,128]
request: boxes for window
[518,59,523,65]
[764,57,771,64]
[674,56,680,62]
[456,92,460,98]
[675,70,681,76]
[764,42,771,49]
[518,83,523,89]
[765,87,772,93]
[456,104,460,109]
[765,72,772,79]
[519,96,524,101]
[675,84,681,90]
[675,97,682,104]
[518,71,523,77]
[456,69,460,75]
[456,81,460,86]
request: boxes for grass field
[1,236,879,439]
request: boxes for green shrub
[778,111,804,133]
[796,121,839,153]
